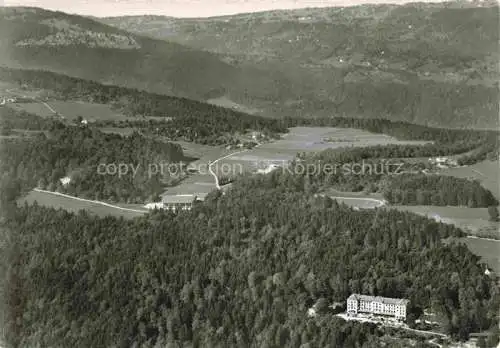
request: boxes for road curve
[209,142,262,190]
[317,193,387,208]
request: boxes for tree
[488,206,499,222]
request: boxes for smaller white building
[59,176,71,186]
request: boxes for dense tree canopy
[0,173,498,347]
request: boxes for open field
[161,142,230,197]
[9,101,126,121]
[167,127,431,201]
[218,126,431,167]
[18,190,147,219]
[452,237,500,274]
[172,140,228,162]
[262,126,430,152]
[211,126,431,183]
[393,205,500,239]
[440,160,499,199]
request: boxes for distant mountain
[0,7,289,103]
[1,5,498,129]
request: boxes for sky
[2,0,443,18]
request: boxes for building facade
[347,294,409,320]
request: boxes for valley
[0,3,499,348]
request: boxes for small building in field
[347,294,409,320]
[59,176,71,186]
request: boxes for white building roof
[347,294,409,306]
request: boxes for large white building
[347,294,409,320]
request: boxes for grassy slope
[441,160,500,199]
[18,190,146,219]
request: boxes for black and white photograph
[0,0,499,347]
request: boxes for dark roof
[348,294,409,306]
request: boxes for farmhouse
[347,294,409,320]
[162,194,198,211]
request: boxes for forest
[0,121,184,203]
[382,174,499,207]
[0,171,498,348]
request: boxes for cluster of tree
[382,174,499,207]
[0,106,50,131]
[0,122,184,203]
[0,171,498,347]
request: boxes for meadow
[453,237,500,274]
[216,126,431,175]
[10,101,126,121]
[18,190,147,219]
[392,205,500,239]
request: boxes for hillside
[0,7,286,102]
[1,6,498,129]
[102,2,500,129]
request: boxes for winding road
[208,141,262,190]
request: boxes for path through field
[33,188,149,214]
